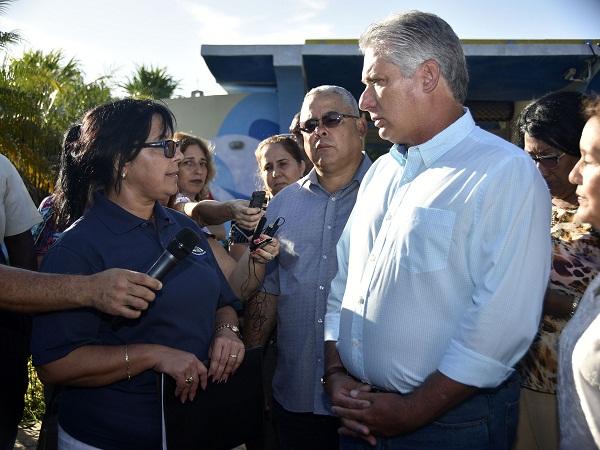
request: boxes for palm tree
[0,0,20,50]
[123,65,179,99]
[0,50,112,201]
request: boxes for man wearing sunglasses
[323,11,551,450]
[245,85,371,450]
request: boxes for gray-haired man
[324,11,551,449]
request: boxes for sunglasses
[141,139,180,158]
[529,152,565,169]
[299,111,359,134]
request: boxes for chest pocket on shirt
[398,207,455,273]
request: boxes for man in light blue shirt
[244,85,371,450]
[323,11,551,449]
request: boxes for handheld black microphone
[147,227,200,280]
[111,228,200,327]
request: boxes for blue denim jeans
[340,373,520,450]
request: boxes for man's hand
[333,391,412,445]
[325,372,375,445]
[86,269,162,318]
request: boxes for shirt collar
[301,152,372,189]
[91,191,174,235]
[391,108,476,168]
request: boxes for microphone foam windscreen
[167,227,201,260]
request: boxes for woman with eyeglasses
[255,134,306,198]
[30,99,276,450]
[558,94,600,449]
[513,91,600,450]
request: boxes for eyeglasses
[299,111,359,134]
[529,152,565,169]
[141,139,180,158]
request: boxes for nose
[568,158,582,185]
[359,86,374,112]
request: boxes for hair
[515,91,588,156]
[359,11,469,104]
[53,123,82,229]
[255,134,304,166]
[583,95,600,120]
[173,131,216,200]
[55,98,175,227]
[303,85,360,117]
[289,112,303,147]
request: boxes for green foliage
[122,64,179,99]
[0,50,113,201]
[22,358,45,425]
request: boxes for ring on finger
[229,354,238,358]
[185,376,194,384]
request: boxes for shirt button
[352,339,359,347]
[327,225,332,230]
[331,197,336,202]
[359,297,365,305]
[317,318,323,324]
[322,255,327,260]
[319,285,325,290]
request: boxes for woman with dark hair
[558,95,600,449]
[32,124,81,265]
[514,91,600,450]
[30,99,277,449]
[255,134,306,198]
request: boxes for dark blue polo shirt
[31,193,237,450]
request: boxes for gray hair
[303,85,360,116]
[359,11,469,104]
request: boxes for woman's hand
[153,347,208,403]
[250,235,280,264]
[227,199,263,230]
[208,327,245,382]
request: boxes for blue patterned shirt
[263,155,371,414]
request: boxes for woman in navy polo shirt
[31,99,277,450]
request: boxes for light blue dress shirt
[325,110,551,393]
[263,155,372,414]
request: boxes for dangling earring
[121,172,126,179]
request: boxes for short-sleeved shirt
[31,193,237,450]
[0,153,41,240]
[263,154,371,415]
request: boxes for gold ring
[185,376,194,384]
[229,354,238,358]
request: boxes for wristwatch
[215,323,242,339]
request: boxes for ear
[356,114,368,139]
[420,59,441,94]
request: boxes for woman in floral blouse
[514,91,600,450]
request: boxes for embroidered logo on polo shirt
[192,245,206,256]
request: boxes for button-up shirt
[263,154,371,414]
[325,110,551,393]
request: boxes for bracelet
[215,323,242,339]
[320,366,347,385]
[570,299,580,318]
[124,344,131,381]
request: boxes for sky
[0,0,599,97]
